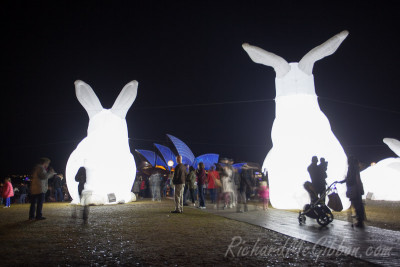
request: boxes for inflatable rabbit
[66,80,138,205]
[243,31,350,209]
[361,138,400,201]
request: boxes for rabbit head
[242,31,349,97]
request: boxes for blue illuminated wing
[193,154,219,170]
[167,134,195,166]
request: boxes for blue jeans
[55,188,63,202]
[29,193,45,219]
[5,197,11,207]
[198,184,205,207]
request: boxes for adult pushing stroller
[298,181,342,226]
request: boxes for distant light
[167,160,174,167]
[370,162,376,166]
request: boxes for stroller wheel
[317,215,330,226]
[327,212,334,222]
[298,213,306,224]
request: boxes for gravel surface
[0,200,374,266]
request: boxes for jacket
[2,181,14,198]
[173,163,187,185]
[30,164,54,194]
[196,169,206,185]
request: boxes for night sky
[2,1,399,176]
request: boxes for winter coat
[2,181,14,198]
[30,164,54,195]
[173,163,187,185]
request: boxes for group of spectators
[1,157,68,220]
[131,156,270,214]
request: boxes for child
[2,178,14,208]
[258,181,269,210]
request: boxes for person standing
[171,155,186,213]
[196,162,207,209]
[149,170,162,201]
[340,156,365,228]
[29,157,55,220]
[19,182,28,204]
[307,156,326,201]
[2,178,14,208]
[53,174,64,202]
[187,166,197,206]
[207,166,220,205]
[237,164,254,212]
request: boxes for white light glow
[361,138,400,201]
[243,31,350,209]
[66,80,138,205]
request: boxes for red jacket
[2,181,14,198]
[207,170,220,189]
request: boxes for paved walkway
[191,204,400,266]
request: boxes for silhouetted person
[307,156,326,201]
[75,167,86,198]
[74,167,88,221]
[340,156,365,228]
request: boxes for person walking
[2,178,14,208]
[171,155,186,213]
[196,162,207,209]
[237,164,254,212]
[29,157,55,220]
[340,156,365,228]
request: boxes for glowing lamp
[66,80,138,205]
[243,31,350,209]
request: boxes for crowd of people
[1,155,365,227]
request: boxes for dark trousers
[188,188,195,203]
[351,196,365,223]
[209,188,217,203]
[55,188,63,202]
[29,193,45,219]
[198,184,205,207]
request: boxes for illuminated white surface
[361,138,400,201]
[243,31,349,209]
[66,80,138,205]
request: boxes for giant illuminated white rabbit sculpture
[66,80,138,205]
[361,138,400,201]
[243,31,350,209]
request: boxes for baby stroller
[298,181,341,226]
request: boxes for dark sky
[1,1,399,176]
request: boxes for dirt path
[0,200,372,266]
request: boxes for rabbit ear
[242,43,290,78]
[383,138,400,157]
[298,30,349,75]
[111,80,138,119]
[75,80,103,119]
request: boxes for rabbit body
[243,32,350,209]
[361,138,400,201]
[66,81,137,205]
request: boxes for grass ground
[0,199,375,266]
